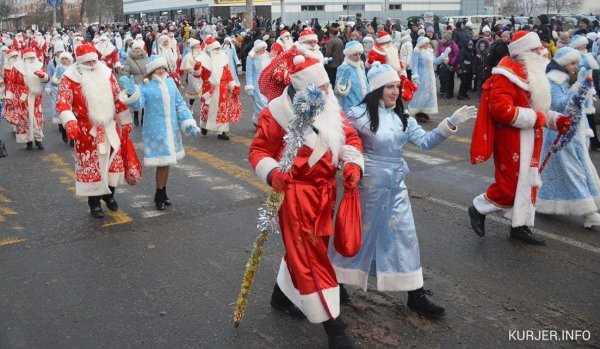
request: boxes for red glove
[193,61,202,71]
[534,111,547,128]
[343,163,361,189]
[34,70,46,79]
[268,169,291,193]
[556,115,573,135]
[65,120,80,140]
[232,85,240,96]
[122,123,133,136]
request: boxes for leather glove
[121,123,133,136]
[342,163,361,189]
[193,61,202,71]
[534,111,547,128]
[448,105,478,126]
[118,76,136,95]
[267,168,291,193]
[65,120,80,140]
[232,85,240,96]
[34,70,46,79]
[556,115,573,135]
[187,125,199,137]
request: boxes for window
[343,4,364,11]
[389,4,401,10]
[301,5,324,11]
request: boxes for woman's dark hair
[358,85,408,133]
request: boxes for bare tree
[0,0,13,31]
[553,0,580,13]
[520,0,538,17]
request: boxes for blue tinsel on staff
[540,71,594,173]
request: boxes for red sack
[120,130,142,186]
[470,79,495,165]
[401,75,417,102]
[334,188,362,257]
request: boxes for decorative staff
[233,85,326,327]
[540,70,594,173]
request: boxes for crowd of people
[0,11,599,348]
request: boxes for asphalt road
[0,75,599,349]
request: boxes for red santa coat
[96,44,121,71]
[3,62,49,143]
[248,88,364,323]
[197,52,239,132]
[2,67,21,125]
[56,64,132,197]
[367,43,387,67]
[270,41,285,58]
[471,56,560,227]
[31,38,47,62]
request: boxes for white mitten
[448,105,478,126]
[245,85,254,96]
[412,75,420,87]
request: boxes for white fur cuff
[5,91,14,100]
[118,88,140,105]
[245,85,254,92]
[117,109,133,125]
[59,110,77,127]
[202,92,211,104]
[512,107,537,129]
[340,145,364,172]
[20,93,27,101]
[546,110,561,130]
[438,118,458,137]
[180,118,197,132]
[227,80,237,92]
[255,157,279,183]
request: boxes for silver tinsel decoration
[256,85,326,234]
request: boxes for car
[513,16,529,30]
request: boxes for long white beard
[520,52,551,113]
[312,87,345,166]
[384,44,401,71]
[281,37,294,51]
[158,45,177,71]
[209,51,227,86]
[79,65,116,126]
[23,61,45,95]
[296,43,324,62]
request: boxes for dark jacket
[473,38,491,82]
[457,46,474,75]
[488,39,509,69]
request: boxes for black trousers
[458,73,472,97]
[438,65,455,97]
[326,66,338,87]
[587,113,600,148]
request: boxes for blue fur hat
[553,47,580,66]
[343,40,363,56]
[367,62,400,91]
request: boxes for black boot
[217,132,229,140]
[35,140,44,150]
[133,112,139,126]
[59,125,68,143]
[101,186,119,211]
[270,283,305,318]
[200,127,207,135]
[323,317,361,349]
[407,288,446,318]
[510,226,546,245]
[26,142,33,150]
[339,284,351,305]
[468,205,486,237]
[88,196,104,218]
[163,187,171,206]
[154,188,165,210]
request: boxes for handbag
[334,188,362,257]
[120,130,142,185]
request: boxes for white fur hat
[59,51,73,64]
[343,41,364,56]
[146,55,167,74]
[482,25,491,33]
[569,34,588,49]
[553,47,581,66]
[367,62,400,91]
[289,55,330,90]
[132,41,145,50]
[508,31,541,57]
[253,39,267,50]
[188,38,201,48]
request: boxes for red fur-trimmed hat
[298,28,318,43]
[289,55,329,90]
[75,43,99,64]
[22,48,37,59]
[376,31,392,44]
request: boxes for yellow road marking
[0,238,26,247]
[452,136,472,144]
[102,211,133,228]
[11,225,24,230]
[0,194,11,203]
[184,146,270,194]
[43,153,132,227]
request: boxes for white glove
[245,85,254,96]
[448,105,478,126]
[324,57,333,64]
[412,75,420,87]
[44,87,51,95]
[442,47,451,58]
[20,93,27,102]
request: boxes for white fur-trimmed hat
[22,47,37,59]
[553,46,581,66]
[204,37,220,51]
[343,40,363,56]
[75,43,99,64]
[253,39,267,50]
[482,25,491,33]
[508,31,541,57]
[416,36,430,48]
[298,28,318,43]
[132,40,145,50]
[188,38,201,48]
[376,31,392,44]
[289,55,330,90]
[59,51,74,64]
[569,34,588,49]
[367,62,400,91]
[146,55,167,74]
[6,48,19,58]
